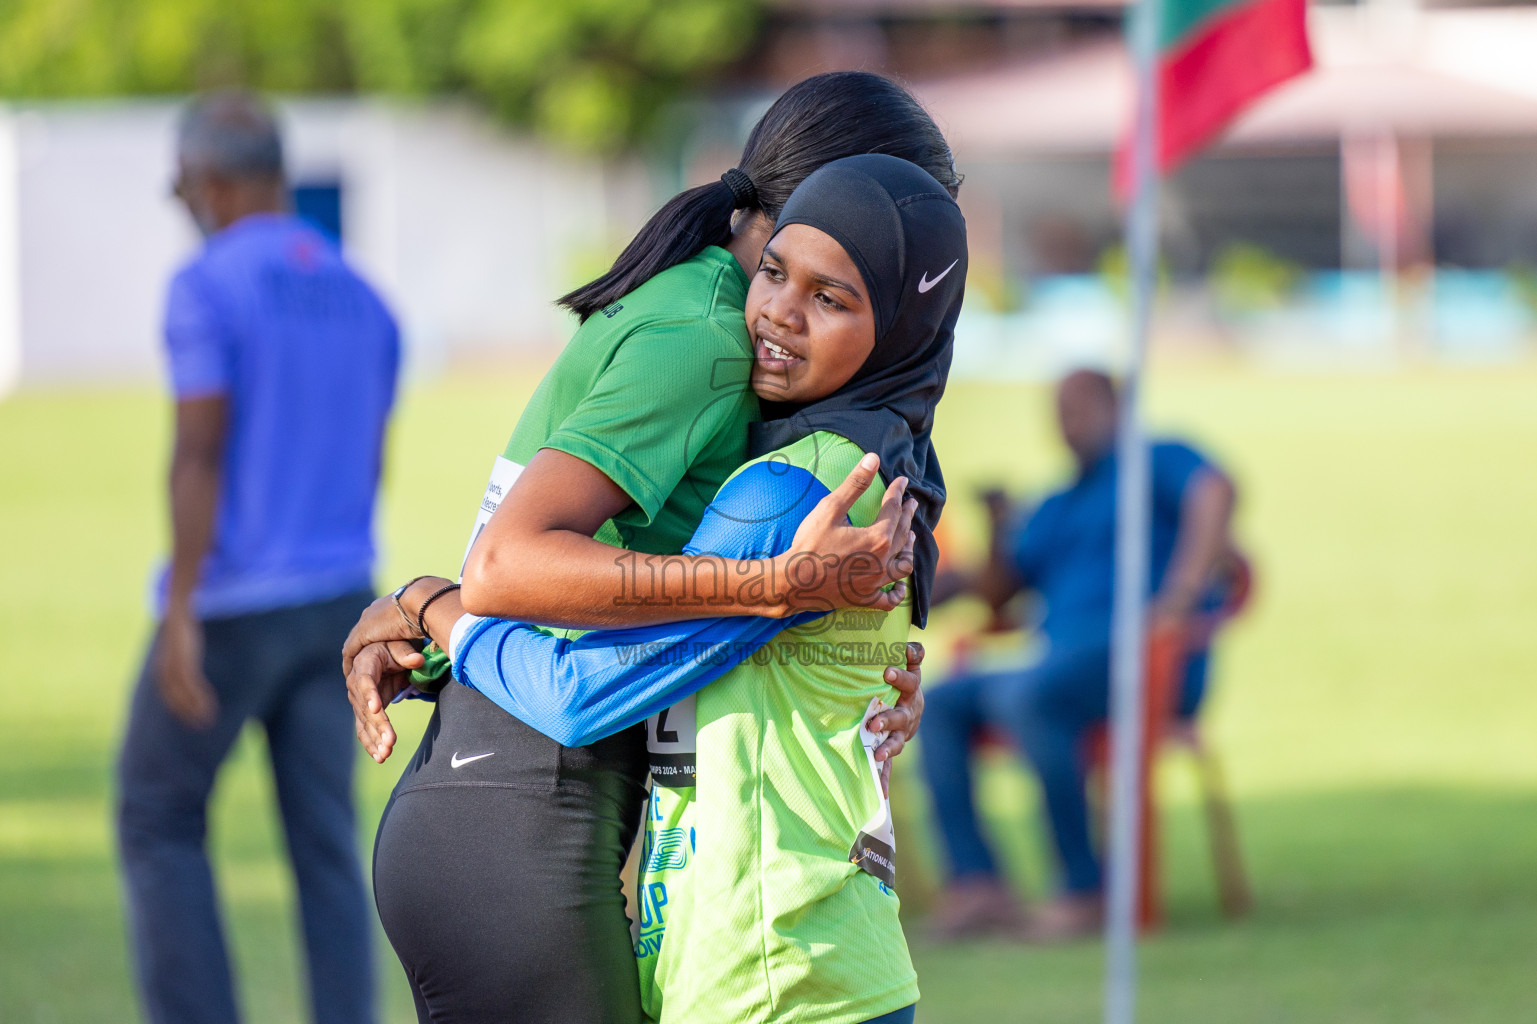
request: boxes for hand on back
[867,641,925,792]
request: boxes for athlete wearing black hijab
[750,152,964,629]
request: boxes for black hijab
[748,154,967,627]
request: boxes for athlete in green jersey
[362,229,920,1024]
[344,79,961,1024]
[379,156,966,1024]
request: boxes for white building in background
[12,4,1537,397]
[0,98,651,394]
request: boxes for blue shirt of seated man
[1014,438,1217,712]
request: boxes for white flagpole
[1105,0,1161,1020]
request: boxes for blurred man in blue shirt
[921,369,1237,942]
[116,92,397,1024]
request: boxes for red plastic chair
[1080,623,1188,930]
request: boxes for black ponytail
[559,71,961,321]
[559,179,739,320]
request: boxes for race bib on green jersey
[646,695,697,789]
[461,455,524,576]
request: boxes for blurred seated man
[920,369,1237,941]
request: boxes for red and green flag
[1115,0,1312,195]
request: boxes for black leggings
[373,682,649,1024]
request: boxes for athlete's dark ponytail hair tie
[559,71,961,321]
[720,168,758,210]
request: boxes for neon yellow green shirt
[637,432,918,1024]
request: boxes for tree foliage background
[0,0,761,150]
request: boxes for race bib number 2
[646,694,697,789]
[461,456,524,577]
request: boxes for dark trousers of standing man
[116,589,376,1024]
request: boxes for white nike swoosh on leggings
[450,751,494,769]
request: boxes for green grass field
[3,362,1535,1023]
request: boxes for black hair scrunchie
[721,167,758,209]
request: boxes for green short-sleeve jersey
[636,432,918,1024]
[413,245,755,683]
[504,245,756,555]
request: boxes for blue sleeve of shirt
[1151,441,1212,517]
[449,461,832,747]
[163,267,232,399]
[1012,498,1053,584]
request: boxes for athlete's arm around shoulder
[341,321,912,712]
[459,450,916,629]
[459,303,922,639]
[347,453,928,760]
[399,457,920,749]
[447,456,840,746]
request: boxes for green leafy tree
[0,0,761,150]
